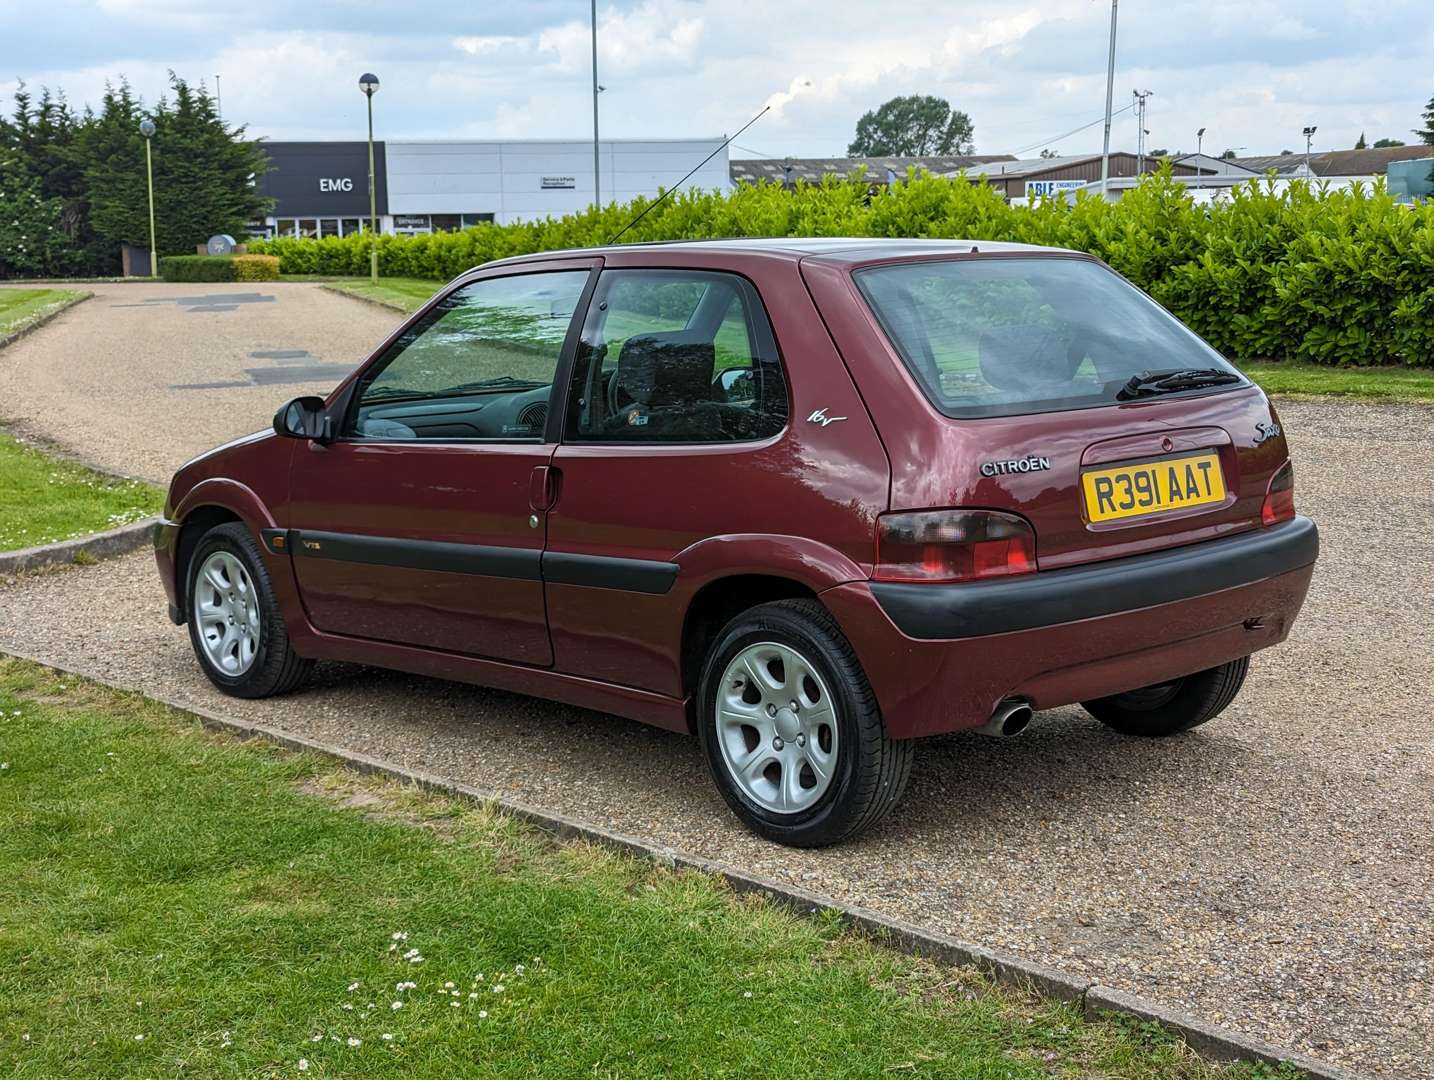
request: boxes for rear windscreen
[854,257,1246,419]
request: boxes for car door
[543,261,887,696]
[285,260,597,665]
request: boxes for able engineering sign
[1024,179,1085,200]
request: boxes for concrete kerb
[0,517,159,577]
[0,291,93,351]
[319,282,410,314]
[0,646,1365,1080]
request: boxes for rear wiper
[1117,368,1243,400]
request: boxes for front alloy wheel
[698,599,912,847]
[185,522,312,698]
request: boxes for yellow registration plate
[1082,451,1226,523]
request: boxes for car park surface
[0,277,1428,1077]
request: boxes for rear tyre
[1082,656,1249,737]
[697,599,912,847]
[186,522,312,699]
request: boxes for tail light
[875,509,1036,583]
[1261,460,1296,526]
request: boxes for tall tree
[0,144,71,277]
[80,74,270,260]
[1354,132,1367,149]
[848,95,975,157]
[1415,94,1434,145]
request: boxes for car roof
[487,236,1079,269]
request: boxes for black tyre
[1082,656,1249,737]
[697,599,912,847]
[185,522,312,698]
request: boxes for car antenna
[606,105,772,245]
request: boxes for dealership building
[253,137,729,238]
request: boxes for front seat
[606,331,721,439]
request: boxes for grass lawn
[1238,361,1434,403]
[0,288,89,337]
[0,433,161,552]
[321,277,441,313]
[0,657,1304,1080]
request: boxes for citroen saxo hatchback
[156,239,1318,846]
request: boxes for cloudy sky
[3,0,1431,161]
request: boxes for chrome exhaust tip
[974,699,1033,738]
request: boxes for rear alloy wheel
[698,599,912,847]
[1082,656,1249,737]
[186,522,311,698]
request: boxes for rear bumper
[824,517,1318,739]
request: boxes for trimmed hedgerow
[157,254,236,282]
[249,166,1434,366]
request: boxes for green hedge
[157,254,237,282]
[250,167,1434,367]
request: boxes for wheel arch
[679,573,821,732]
[171,480,277,618]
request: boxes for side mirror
[713,367,756,403]
[273,395,333,442]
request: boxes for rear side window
[854,257,1245,419]
[563,269,788,443]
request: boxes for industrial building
[253,137,730,237]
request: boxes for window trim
[555,266,792,448]
[335,264,601,446]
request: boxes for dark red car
[156,239,1317,846]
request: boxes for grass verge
[0,433,161,552]
[0,288,90,339]
[320,277,440,313]
[1239,361,1434,403]
[0,657,1306,1079]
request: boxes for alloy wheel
[716,641,839,814]
[192,550,261,676]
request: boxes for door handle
[529,465,560,512]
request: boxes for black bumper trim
[870,516,1318,640]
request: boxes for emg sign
[319,177,355,192]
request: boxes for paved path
[0,288,1430,1076]
[0,282,402,482]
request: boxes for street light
[591,0,600,210]
[1099,0,1119,196]
[1302,125,1318,179]
[1196,127,1206,156]
[139,118,157,279]
[360,72,380,284]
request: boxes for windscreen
[854,257,1245,419]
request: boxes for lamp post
[591,0,601,210]
[1196,127,1206,156]
[1099,0,1119,197]
[139,118,157,279]
[360,73,380,284]
[1302,125,1318,179]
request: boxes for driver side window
[347,270,588,441]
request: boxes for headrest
[977,326,1080,393]
[615,331,716,407]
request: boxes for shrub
[158,254,235,282]
[232,254,279,281]
[246,166,1434,366]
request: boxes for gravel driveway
[1,287,1430,1077]
[0,282,401,482]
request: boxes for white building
[255,137,730,238]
